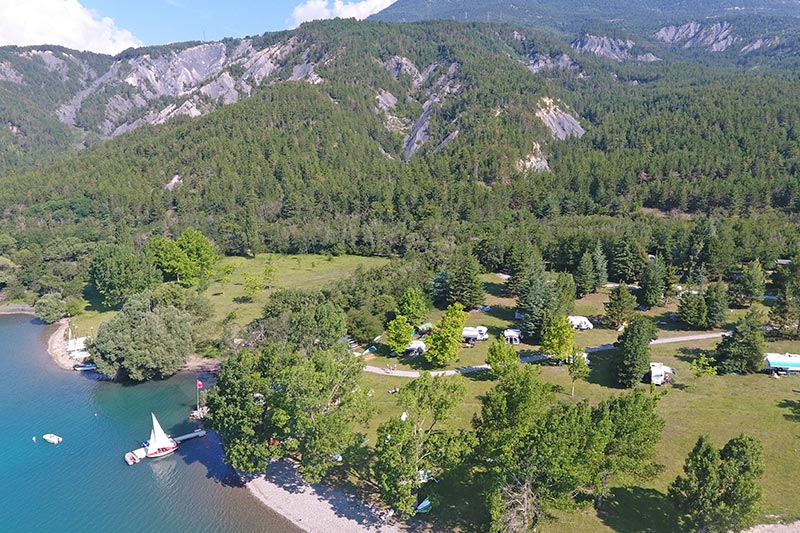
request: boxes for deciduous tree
[386,314,413,355]
[425,303,468,367]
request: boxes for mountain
[371,0,800,64]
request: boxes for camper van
[462,326,489,342]
[567,316,594,330]
[764,353,800,374]
[647,362,676,385]
[405,340,427,356]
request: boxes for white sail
[148,413,174,452]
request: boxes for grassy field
[70,253,389,339]
[359,276,800,532]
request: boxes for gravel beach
[246,460,402,533]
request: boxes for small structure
[416,323,433,335]
[765,353,800,374]
[567,316,594,330]
[503,329,522,345]
[405,340,427,355]
[462,326,489,342]
[647,362,676,385]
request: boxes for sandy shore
[183,354,222,374]
[0,302,35,315]
[246,460,402,533]
[46,318,75,370]
[746,522,800,533]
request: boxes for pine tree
[730,260,766,308]
[604,283,637,328]
[704,283,729,329]
[592,241,608,290]
[615,315,658,388]
[575,251,596,297]
[670,434,764,533]
[715,309,765,373]
[639,257,666,308]
[444,253,485,308]
[678,292,709,329]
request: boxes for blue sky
[0,0,398,54]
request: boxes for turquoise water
[0,314,299,532]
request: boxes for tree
[89,243,160,307]
[678,292,708,329]
[34,292,67,324]
[669,434,764,533]
[516,259,551,341]
[714,309,765,374]
[425,303,468,367]
[486,336,519,376]
[374,372,471,516]
[591,389,664,509]
[604,283,637,328]
[615,315,658,388]
[639,257,666,308]
[769,262,800,337]
[386,314,413,355]
[663,264,681,304]
[89,290,193,381]
[704,283,729,329]
[442,253,485,308]
[568,354,589,397]
[176,228,217,283]
[540,315,577,363]
[347,306,383,345]
[146,236,194,284]
[207,342,372,483]
[575,251,596,297]
[242,272,265,301]
[730,260,766,308]
[593,241,608,290]
[610,239,646,283]
[397,287,430,325]
[690,353,718,379]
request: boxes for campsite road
[362,332,730,378]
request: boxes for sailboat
[144,413,178,458]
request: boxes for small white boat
[43,433,63,445]
[73,363,97,371]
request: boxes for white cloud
[292,0,396,27]
[0,0,142,55]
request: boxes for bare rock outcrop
[529,53,578,73]
[655,21,741,52]
[571,34,660,63]
[517,143,550,172]
[536,97,585,140]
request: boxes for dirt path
[366,333,730,378]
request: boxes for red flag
[196,379,204,389]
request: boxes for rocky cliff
[571,34,660,63]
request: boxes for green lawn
[70,253,389,340]
[360,276,800,532]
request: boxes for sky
[0,0,398,55]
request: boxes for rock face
[1,36,312,139]
[536,98,585,140]
[517,143,550,172]
[654,21,741,52]
[571,34,660,62]
[529,52,578,73]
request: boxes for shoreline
[246,460,401,533]
[9,308,797,532]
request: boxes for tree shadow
[463,369,496,382]
[598,487,683,533]
[675,346,706,364]
[233,296,253,304]
[650,311,685,332]
[175,429,247,488]
[777,399,800,422]
[483,281,507,299]
[484,304,516,323]
[586,351,625,389]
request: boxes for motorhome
[462,326,489,342]
[648,362,676,385]
[503,328,522,345]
